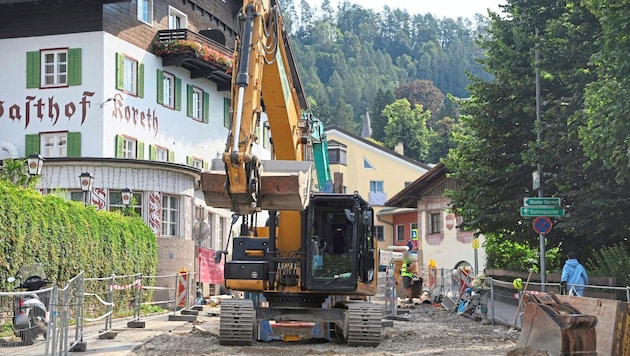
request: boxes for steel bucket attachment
[517,292,598,355]
[259,160,312,211]
[201,159,312,211]
[201,158,232,209]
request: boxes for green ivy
[0,180,158,290]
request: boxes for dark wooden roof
[385,162,447,208]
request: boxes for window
[162,195,179,236]
[328,147,347,165]
[42,50,67,86]
[116,53,144,97]
[263,123,270,149]
[109,191,143,216]
[430,212,441,234]
[149,145,173,162]
[25,132,81,158]
[396,224,405,241]
[157,70,180,110]
[370,181,384,193]
[187,85,209,122]
[363,158,374,169]
[41,132,67,157]
[137,0,153,25]
[224,98,231,128]
[374,225,384,241]
[115,135,144,159]
[168,6,187,29]
[70,191,84,202]
[26,48,81,88]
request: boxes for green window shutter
[149,145,157,160]
[116,53,125,91]
[137,62,145,98]
[115,135,124,158]
[186,85,193,117]
[67,48,82,86]
[25,134,40,155]
[175,77,182,111]
[167,150,175,163]
[203,91,210,123]
[67,132,81,157]
[203,161,209,171]
[156,70,164,104]
[26,51,41,89]
[224,98,231,128]
[186,156,193,166]
[137,141,145,159]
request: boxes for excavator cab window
[303,195,360,291]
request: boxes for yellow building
[324,126,431,249]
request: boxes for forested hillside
[281,0,491,162]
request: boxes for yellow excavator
[201,0,381,346]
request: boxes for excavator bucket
[201,158,312,211]
[517,292,598,355]
[258,160,312,211]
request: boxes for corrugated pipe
[1,142,19,158]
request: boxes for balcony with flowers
[153,29,234,91]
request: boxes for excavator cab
[303,193,376,292]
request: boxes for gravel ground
[131,303,529,355]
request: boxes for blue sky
[309,0,506,19]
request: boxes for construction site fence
[0,270,199,356]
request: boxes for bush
[587,243,630,287]
[484,232,561,272]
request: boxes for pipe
[1,142,19,159]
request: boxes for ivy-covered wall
[0,180,158,287]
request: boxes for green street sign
[523,197,561,207]
[520,207,565,217]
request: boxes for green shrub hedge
[0,180,158,288]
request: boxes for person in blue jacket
[561,252,589,296]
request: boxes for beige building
[324,126,431,249]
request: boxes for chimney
[395,142,404,155]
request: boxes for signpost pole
[535,28,546,292]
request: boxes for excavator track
[346,303,382,346]
[219,299,255,345]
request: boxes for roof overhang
[385,162,447,208]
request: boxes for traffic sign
[472,238,480,249]
[523,197,561,207]
[533,216,553,234]
[520,207,565,217]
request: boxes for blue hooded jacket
[561,259,588,296]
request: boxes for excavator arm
[203,0,312,215]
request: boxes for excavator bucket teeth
[259,160,312,211]
[201,159,232,209]
[517,292,598,355]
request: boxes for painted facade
[385,163,487,272]
[0,0,269,286]
[324,126,431,250]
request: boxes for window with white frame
[162,72,175,107]
[162,195,179,236]
[123,56,137,94]
[328,146,347,165]
[192,87,202,120]
[370,180,384,193]
[429,212,441,234]
[168,6,187,29]
[137,0,153,25]
[109,191,143,216]
[192,158,203,169]
[123,137,137,159]
[41,132,67,157]
[374,225,384,241]
[396,224,405,241]
[156,147,168,162]
[42,50,67,87]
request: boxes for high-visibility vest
[401,261,414,277]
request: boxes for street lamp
[79,172,94,205]
[121,187,133,207]
[26,154,44,176]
